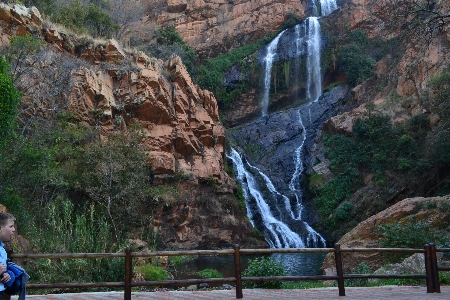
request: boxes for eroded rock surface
[321,195,450,275]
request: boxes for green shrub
[0,56,20,153]
[24,199,125,288]
[147,26,196,74]
[51,0,119,37]
[242,257,287,289]
[169,255,195,265]
[136,264,168,281]
[439,272,450,284]
[196,268,223,279]
[84,3,120,37]
[314,176,353,216]
[308,172,323,192]
[236,184,246,210]
[282,13,302,29]
[347,262,372,287]
[335,202,353,220]
[378,219,446,249]
[338,43,375,86]
[52,0,87,33]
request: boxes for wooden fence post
[124,247,132,300]
[234,244,243,299]
[430,243,441,293]
[425,244,434,293]
[334,243,345,296]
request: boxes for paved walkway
[11,286,450,300]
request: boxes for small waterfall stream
[230,0,339,249]
[305,17,322,103]
[261,30,286,116]
[319,0,338,16]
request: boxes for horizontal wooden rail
[436,248,450,253]
[343,274,427,279]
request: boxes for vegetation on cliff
[311,73,450,242]
[0,4,267,289]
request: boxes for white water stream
[319,0,338,16]
[230,0,339,249]
[261,30,286,116]
[227,148,322,248]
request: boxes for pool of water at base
[169,252,327,283]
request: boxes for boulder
[321,195,450,275]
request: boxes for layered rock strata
[0,3,230,187]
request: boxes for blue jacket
[5,262,29,300]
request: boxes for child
[0,212,16,300]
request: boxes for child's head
[0,212,16,243]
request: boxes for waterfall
[320,0,338,16]
[288,109,307,221]
[313,0,338,17]
[227,149,306,248]
[261,30,286,116]
[231,0,341,249]
[305,17,322,103]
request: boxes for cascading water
[305,17,322,103]
[229,0,340,249]
[287,1,338,216]
[227,148,326,248]
[318,0,338,16]
[261,30,286,116]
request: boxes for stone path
[10,286,450,300]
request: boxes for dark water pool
[169,252,326,281]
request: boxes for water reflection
[170,252,326,281]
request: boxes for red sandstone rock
[146,0,309,57]
[321,195,450,275]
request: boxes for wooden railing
[6,243,450,299]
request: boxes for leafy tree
[50,0,119,37]
[0,57,20,154]
[338,43,376,86]
[154,26,185,46]
[428,71,450,166]
[85,3,120,37]
[52,0,88,33]
[22,0,57,16]
[70,123,152,240]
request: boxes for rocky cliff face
[228,84,349,237]
[0,3,264,250]
[0,3,230,188]
[147,0,310,57]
